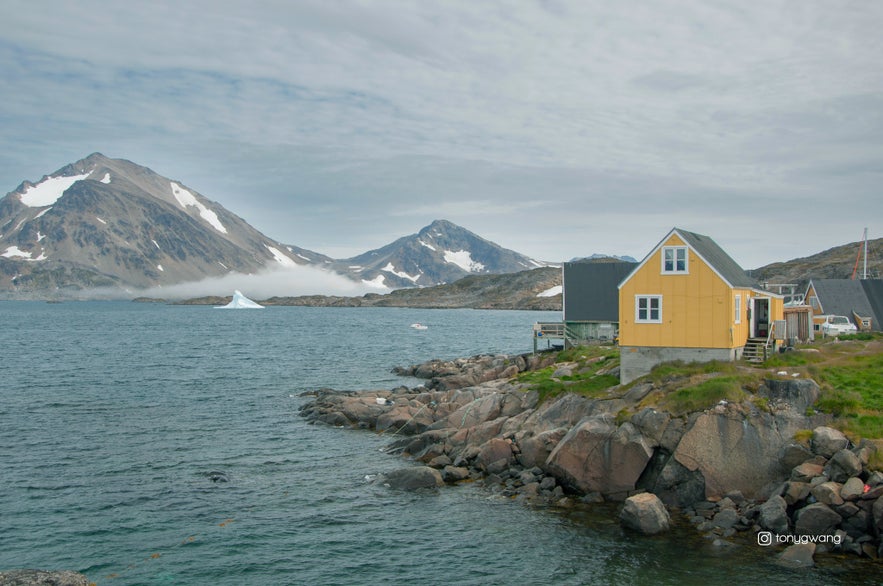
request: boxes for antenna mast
[863,227,869,280]
[852,227,869,280]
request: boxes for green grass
[762,349,825,369]
[838,332,881,342]
[517,337,883,441]
[659,375,749,415]
[648,360,739,384]
[815,355,883,410]
[815,388,863,416]
[517,345,620,403]
[811,351,883,440]
[840,415,883,442]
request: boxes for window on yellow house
[636,295,662,323]
[735,294,742,324]
[662,246,688,274]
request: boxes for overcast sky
[1,1,881,269]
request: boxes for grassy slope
[517,333,883,441]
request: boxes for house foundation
[619,346,742,385]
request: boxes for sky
[1,0,881,270]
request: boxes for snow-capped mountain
[0,153,328,293]
[331,219,551,288]
[0,154,552,297]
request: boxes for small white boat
[410,323,428,330]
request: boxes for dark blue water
[1,302,879,585]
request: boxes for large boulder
[811,482,844,507]
[759,495,790,534]
[759,378,820,413]
[443,391,506,429]
[376,404,434,434]
[475,438,515,474]
[841,477,865,501]
[824,449,863,483]
[791,462,824,483]
[630,408,671,445]
[783,481,811,506]
[811,426,849,458]
[674,410,807,499]
[647,457,706,508]
[521,393,597,435]
[619,493,671,535]
[546,418,653,496]
[794,503,842,536]
[382,466,444,491]
[777,543,816,568]
[778,443,814,472]
[516,427,568,469]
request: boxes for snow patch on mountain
[266,245,297,267]
[2,246,46,261]
[418,240,436,251]
[382,262,421,283]
[537,285,563,298]
[362,274,387,288]
[443,250,485,272]
[170,182,227,234]
[19,172,91,207]
[2,246,31,259]
[100,173,111,184]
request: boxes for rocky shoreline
[300,350,883,567]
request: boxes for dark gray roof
[860,280,883,331]
[563,260,636,321]
[810,279,875,319]
[675,228,758,288]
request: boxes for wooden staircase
[742,337,771,363]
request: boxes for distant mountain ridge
[331,219,551,288]
[0,154,551,297]
[751,237,882,288]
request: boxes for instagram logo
[757,531,773,546]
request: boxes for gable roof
[563,260,636,321]
[860,280,883,331]
[809,278,883,331]
[808,279,875,317]
[620,227,758,289]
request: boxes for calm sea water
[1,301,880,585]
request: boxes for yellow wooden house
[618,228,784,383]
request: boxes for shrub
[793,429,813,445]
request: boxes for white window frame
[635,295,663,323]
[661,246,688,274]
[735,294,742,324]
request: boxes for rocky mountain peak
[0,153,316,295]
[332,218,550,289]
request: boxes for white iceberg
[216,290,264,309]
